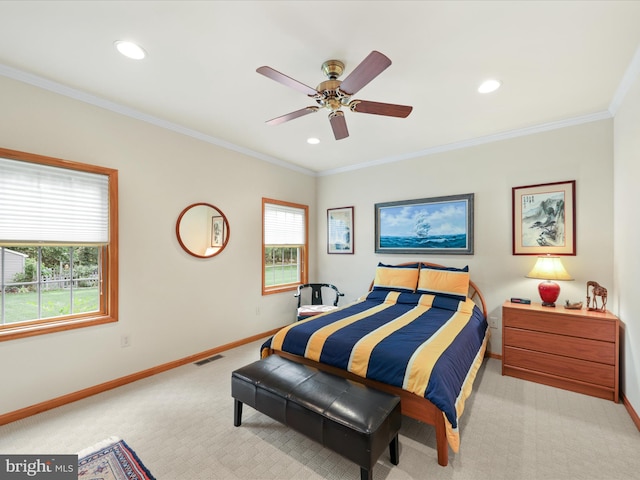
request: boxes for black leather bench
[231,355,401,480]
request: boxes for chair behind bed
[294,283,345,321]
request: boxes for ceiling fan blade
[349,100,413,118]
[266,106,319,126]
[338,51,392,96]
[257,66,318,96]
[329,111,349,140]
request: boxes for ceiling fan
[257,51,413,140]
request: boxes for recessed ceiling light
[307,137,320,145]
[114,40,146,60]
[478,79,501,94]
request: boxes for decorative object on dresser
[502,301,619,402]
[564,300,583,309]
[512,180,576,255]
[586,280,608,312]
[525,254,573,307]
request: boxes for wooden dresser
[502,301,619,402]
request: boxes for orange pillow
[373,263,419,292]
[417,265,469,300]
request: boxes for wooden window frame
[0,147,118,341]
[262,198,308,295]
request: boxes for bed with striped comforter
[261,288,489,452]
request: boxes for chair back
[295,283,344,308]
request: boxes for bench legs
[235,399,400,479]
[235,398,399,478]
[234,399,243,427]
[390,434,399,465]
[360,467,371,480]
[360,435,399,480]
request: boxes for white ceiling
[1,1,640,175]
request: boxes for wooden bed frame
[266,262,488,467]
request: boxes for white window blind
[264,203,305,245]
[0,157,109,244]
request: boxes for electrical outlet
[488,316,498,329]
[120,335,131,348]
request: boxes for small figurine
[564,300,583,310]
[586,281,608,312]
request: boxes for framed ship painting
[375,193,474,255]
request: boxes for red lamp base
[538,280,560,307]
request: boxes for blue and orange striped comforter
[261,289,489,451]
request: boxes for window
[0,148,118,341]
[262,198,308,294]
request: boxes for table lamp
[526,255,573,307]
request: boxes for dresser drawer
[503,309,616,342]
[504,327,615,365]
[504,346,615,388]
[502,302,619,402]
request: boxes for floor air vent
[194,354,223,366]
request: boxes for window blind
[0,157,109,244]
[264,203,305,245]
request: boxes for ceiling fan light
[478,79,501,93]
[115,40,146,60]
[257,51,411,141]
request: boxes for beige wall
[316,120,614,356]
[1,70,635,421]
[613,61,640,411]
[0,76,316,415]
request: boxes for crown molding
[0,63,316,177]
[318,111,612,176]
[609,44,640,116]
[1,62,619,179]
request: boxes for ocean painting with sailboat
[375,194,474,254]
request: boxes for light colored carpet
[1,338,638,479]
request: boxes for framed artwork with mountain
[512,180,576,255]
[375,193,474,255]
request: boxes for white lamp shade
[526,255,573,281]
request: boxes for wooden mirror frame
[176,202,230,258]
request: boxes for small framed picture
[327,207,354,254]
[512,180,576,255]
[211,216,225,247]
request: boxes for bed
[261,262,489,466]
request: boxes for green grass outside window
[1,288,99,324]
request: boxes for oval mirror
[176,203,230,258]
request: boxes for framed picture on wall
[512,180,576,255]
[375,193,474,255]
[211,216,225,247]
[327,206,354,254]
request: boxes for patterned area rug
[78,436,155,480]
